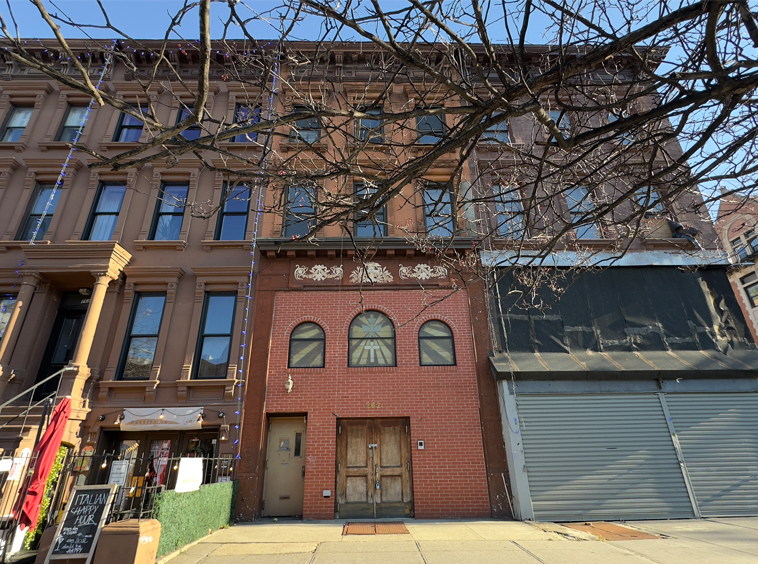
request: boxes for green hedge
[152,480,237,558]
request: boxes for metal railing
[0,367,70,414]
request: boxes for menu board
[46,485,118,564]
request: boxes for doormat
[560,522,659,541]
[343,522,409,535]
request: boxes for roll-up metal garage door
[665,393,758,517]
[517,394,695,521]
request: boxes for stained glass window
[419,320,455,366]
[348,311,395,367]
[288,322,325,368]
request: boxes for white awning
[120,407,203,431]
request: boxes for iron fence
[0,448,237,558]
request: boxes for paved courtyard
[163,517,758,564]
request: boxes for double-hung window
[732,237,749,261]
[289,106,320,143]
[195,293,236,379]
[284,185,316,238]
[215,183,249,240]
[494,185,526,239]
[17,185,60,241]
[149,184,188,240]
[417,106,445,144]
[354,182,386,237]
[232,104,260,142]
[424,184,455,237]
[85,183,126,241]
[566,186,600,239]
[176,106,202,141]
[356,108,383,143]
[1,106,33,142]
[481,113,509,143]
[114,108,145,142]
[742,272,758,308]
[57,106,88,142]
[0,296,18,341]
[119,293,166,380]
[635,187,665,216]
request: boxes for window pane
[88,215,118,241]
[121,113,144,127]
[118,128,142,142]
[746,283,758,308]
[741,272,757,285]
[7,107,32,128]
[424,188,454,236]
[482,114,509,143]
[64,106,88,127]
[219,215,247,240]
[349,338,394,366]
[233,106,259,142]
[289,339,324,368]
[153,215,183,240]
[122,337,158,380]
[419,320,452,337]
[96,185,126,212]
[224,186,249,213]
[494,186,526,239]
[420,338,454,365]
[349,312,395,366]
[131,295,165,335]
[0,298,17,339]
[292,322,324,340]
[2,128,24,143]
[32,187,61,214]
[204,294,236,334]
[159,185,188,212]
[197,336,231,379]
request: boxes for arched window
[288,322,325,368]
[348,311,395,367]
[418,320,455,366]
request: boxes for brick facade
[261,286,490,519]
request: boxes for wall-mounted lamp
[114,413,124,425]
[285,375,294,394]
[97,415,106,421]
[217,411,225,418]
[197,412,205,423]
[219,424,229,442]
[159,409,165,419]
[78,287,92,296]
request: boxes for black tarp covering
[491,267,754,355]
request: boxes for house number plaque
[365,402,382,409]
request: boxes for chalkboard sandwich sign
[45,485,118,564]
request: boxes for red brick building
[236,250,495,519]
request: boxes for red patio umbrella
[13,397,72,531]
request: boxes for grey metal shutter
[517,394,695,521]
[665,393,758,517]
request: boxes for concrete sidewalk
[164,518,758,564]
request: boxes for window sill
[571,238,613,249]
[134,239,187,251]
[477,142,524,152]
[279,140,327,152]
[345,142,392,153]
[0,240,50,252]
[217,141,263,151]
[98,141,142,152]
[38,141,79,151]
[169,377,240,402]
[0,142,27,153]
[96,378,160,403]
[201,239,252,252]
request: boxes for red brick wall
[264,288,491,519]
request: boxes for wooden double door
[336,418,413,518]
